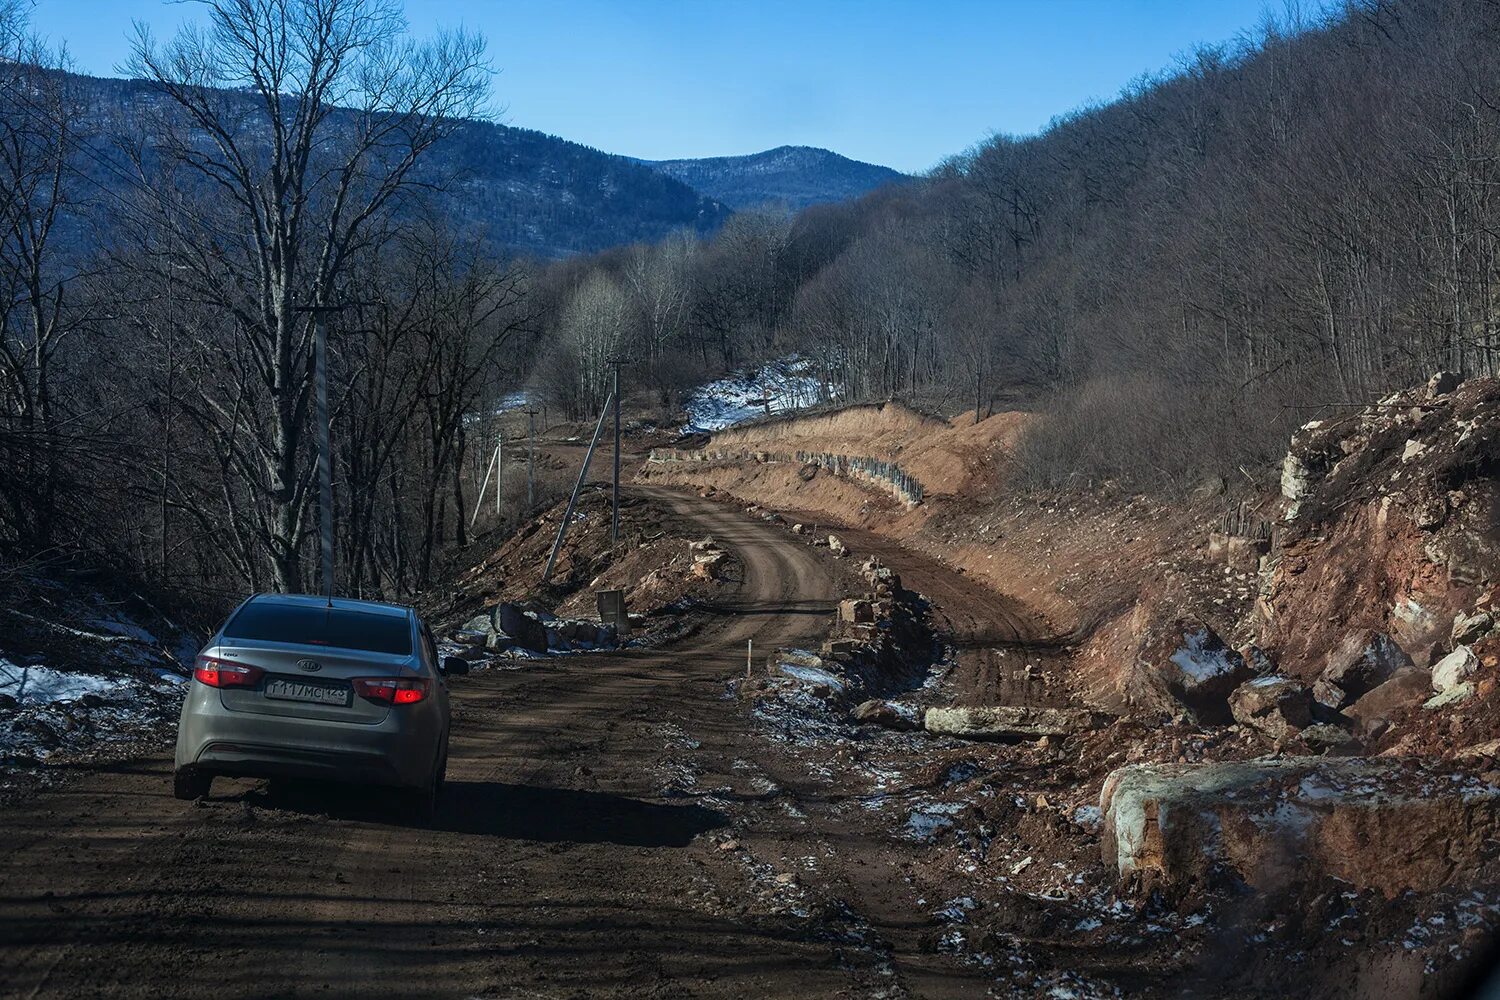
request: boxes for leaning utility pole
[468,430,505,530]
[542,391,614,583]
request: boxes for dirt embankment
[640,403,1263,715]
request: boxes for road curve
[0,486,1011,999]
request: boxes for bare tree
[119,0,489,591]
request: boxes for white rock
[1431,645,1480,693]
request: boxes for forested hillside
[640,145,907,210]
[533,0,1500,490]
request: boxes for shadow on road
[239,778,726,848]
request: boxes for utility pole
[543,390,614,583]
[294,304,343,604]
[293,298,379,603]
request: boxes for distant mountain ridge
[64,71,902,257]
[68,72,732,259]
[639,145,908,210]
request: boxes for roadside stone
[497,603,549,653]
[838,598,875,624]
[791,523,805,534]
[1432,645,1481,692]
[462,612,495,633]
[1150,619,1253,724]
[1297,723,1361,755]
[1238,644,1277,676]
[1428,370,1463,396]
[1424,682,1476,710]
[1459,738,1500,760]
[689,536,717,553]
[851,699,920,731]
[1345,666,1432,735]
[1453,611,1494,646]
[924,705,1107,741]
[1314,629,1413,709]
[1391,596,1443,666]
[1100,757,1500,898]
[1228,676,1315,742]
[828,534,849,557]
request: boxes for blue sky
[28,0,1293,173]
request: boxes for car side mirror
[442,656,470,677]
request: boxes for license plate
[264,678,350,707]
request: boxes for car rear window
[223,603,412,655]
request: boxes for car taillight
[194,656,264,689]
[353,677,429,705]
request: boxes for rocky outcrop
[1100,758,1500,898]
[1263,376,1500,680]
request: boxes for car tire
[173,767,212,801]
[401,747,446,825]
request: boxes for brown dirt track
[0,486,1015,999]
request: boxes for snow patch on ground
[0,660,121,705]
[683,355,830,432]
[1170,627,1238,681]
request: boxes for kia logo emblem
[296,659,322,673]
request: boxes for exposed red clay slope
[641,405,1261,715]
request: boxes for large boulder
[924,705,1106,741]
[851,699,920,731]
[1313,630,1413,709]
[1100,758,1500,898]
[1452,610,1494,646]
[1152,619,1253,724]
[1344,666,1432,735]
[838,598,875,624]
[1431,645,1481,693]
[1228,676,1315,742]
[496,603,549,653]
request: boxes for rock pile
[456,602,617,656]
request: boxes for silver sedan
[173,593,468,820]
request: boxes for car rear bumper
[174,685,441,789]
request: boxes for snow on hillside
[0,581,198,765]
[684,356,832,432]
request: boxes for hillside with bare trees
[528,0,1500,493]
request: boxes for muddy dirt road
[0,487,1016,999]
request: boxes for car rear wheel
[173,767,212,801]
[400,746,446,825]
